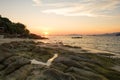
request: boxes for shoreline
[0,38,120,58]
[82,47,120,58]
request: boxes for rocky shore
[0,41,120,80]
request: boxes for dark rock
[43,68,75,80]
[0,52,13,63]
[54,57,83,68]
[5,65,33,80]
[2,57,30,75]
[0,65,4,70]
[66,67,108,80]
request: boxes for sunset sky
[0,0,120,35]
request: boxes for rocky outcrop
[0,41,120,80]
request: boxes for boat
[71,36,82,39]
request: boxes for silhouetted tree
[0,15,46,39]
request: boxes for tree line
[0,15,47,39]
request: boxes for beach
[0,39,120,80]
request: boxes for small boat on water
[71,36,82,39]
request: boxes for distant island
[0,15,48,39]
[66,32,120,37]
[91,32,120,36]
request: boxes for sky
[0,0,120,35]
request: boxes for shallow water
[37,36,120,54]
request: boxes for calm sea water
[38,36,120,54]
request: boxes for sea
[37,36,120,54]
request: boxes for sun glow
[43,31,49,36]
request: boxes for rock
[5,65,33,80]
[43,68,75,80]
[2,57,30,75]
[0,52,13,63]
[54,56,82,68]
[0,64,4,70]
[3,56,30,66]
[66,67,108,80]
[0,41,120,80]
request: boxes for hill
[0,15,47,39]
[91,32,120,36]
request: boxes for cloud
[32,0,120,17]
[32,0,42,6]
[42,7,95,17]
